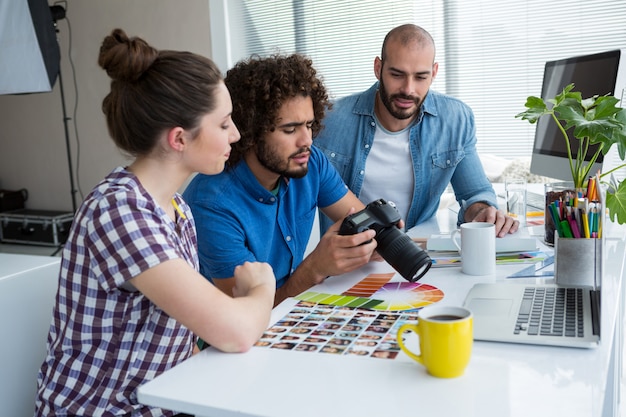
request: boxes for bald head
[381,24,435,61]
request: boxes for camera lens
[374,227,432,282]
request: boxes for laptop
[463,271,601,348]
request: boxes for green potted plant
[516,83,626,225]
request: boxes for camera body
[339,198,401,236]
[339,199,432,282]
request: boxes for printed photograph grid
[254,301,419,360]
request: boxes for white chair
[0,254,60,417]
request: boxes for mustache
[289,147,311,158]
[391,93,420,103]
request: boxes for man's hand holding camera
[339,199,432,282]
[274,207,378,305]
[309,206,379,280]
[274,199,431,306]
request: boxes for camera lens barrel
[338,198,432,282]
[374,227,432,282]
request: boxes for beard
[256,140,310,179]
[378,76,423,120]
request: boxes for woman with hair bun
[34,28,276,417]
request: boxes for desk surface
[0,252,61,279]
[0,253,61,417]
[138,215,625,417]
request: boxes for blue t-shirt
[183,146,348,288]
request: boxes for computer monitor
[530,49,626,181]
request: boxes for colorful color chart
[296,291,385,309]
[365,281,444,311]
[342,273,395,297]
[296,273,445,311]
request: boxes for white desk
[138,214,625,417]
[0,253,61,417]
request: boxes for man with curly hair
[184,54,381,307]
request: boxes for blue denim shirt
[314,82,497,231]
[182,146,348,288]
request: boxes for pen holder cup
[544,181,577,246]
[554,234,602,287]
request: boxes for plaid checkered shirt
[35,167,198,416]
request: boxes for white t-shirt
[359,121,414,226]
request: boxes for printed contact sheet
[254,274,446,359]
[254,300,419,359]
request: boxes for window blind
[210,0,626,169]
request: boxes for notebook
[463,276,601,348]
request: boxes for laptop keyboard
[514,287,584,337]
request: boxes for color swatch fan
[296,273,444,311]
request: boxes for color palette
[366,281,444,311]
[296,273,445,311]
[296,291,385,309]
[342,273,395,297]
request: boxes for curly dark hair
[224,53,331,166]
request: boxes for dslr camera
[339,198,432,282]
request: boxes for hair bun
[98,28,158,82]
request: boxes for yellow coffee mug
[396,305,473,378]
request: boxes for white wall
[0,0,214,212]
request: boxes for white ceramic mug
[451,222,496,275]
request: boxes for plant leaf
[515,96,548,123]
[606,181,626,225]
[613,108,626,160]
[554,94,623,149]
[517,83,626,224]
[554,83,579,104]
